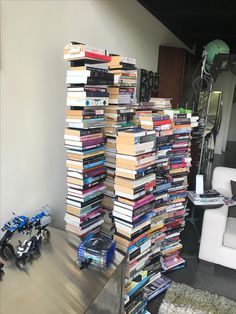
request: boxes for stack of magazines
[188,190,224,205]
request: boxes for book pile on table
[114,128,158,313]
[64,42,113,240]
[188,190,224,206]
[149,98,172,110]
[102,55,137,238]
[78,234,116,270]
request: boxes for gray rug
[158,281,236,314]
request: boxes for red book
[84,51,111,62]
[133,194,155,209]
[167,210,185,218]
[144,180,156,190]
[80,207,103,223]
[171,163,187,169]
[81,137,104,147]
[153,119,172,126]
[83,165,106,177]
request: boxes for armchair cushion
[212,167,236,198]
[230,180,236,200]
[223,217,236,250]
[228,205,236,218]
[199,205,228,263]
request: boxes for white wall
[213,71,236,154]
[0,0,186,228]
[227,102,236,142]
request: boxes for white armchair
[199,166,236,269]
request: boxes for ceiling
[138,0,236,55]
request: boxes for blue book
[127,276,149,297]
[84,160,105,169]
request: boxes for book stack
[78,234,116,270]
[138,112,175,299]
[147,114,173,281]
[102,55,138,238]
[133,98,172,128]
[114,128,158,313]
[64,42,113,240]
[144,274,171,301]
[188,190,224,206]
[100,196,115,239]
[133,102,160,127]
[105,55,137,136]
[139,113,172,131]
[160,109,193,271]
[149,98,172,111]
[124,271,149,314]
[138,112,173,216]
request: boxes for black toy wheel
[43,229,50,241]
[16,259,26,270]
[0,269,4,279]
[33,247,41,258]
[1,243,15,260]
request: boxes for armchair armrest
[199,205,228,263]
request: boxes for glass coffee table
[0,227,126,314]
[187,191,224,238]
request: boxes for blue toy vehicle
[15,206,52,269]
[28,205,52,240]
[0,205,52,260]
[0,214,29,259]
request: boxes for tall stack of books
[63,42,113,240]
[139,108,192,273]
[105,55,137,136]
[160,109,193,272]
[139,111,174,299]
[102,55,138,238]
[114,128,157,313]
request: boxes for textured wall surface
[0,0,186,228]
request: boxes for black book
[80,214,103,229]
[66,128,102,136]
[84,91,109,97]
[125,290,144,311]
[86,77,114,85]
[82,155,105,165]
[79,194,104,208]
[116,224,150,242]
[132,201,155,217]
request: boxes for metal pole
[198,76,214,175]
